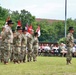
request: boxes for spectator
[60,43,67,57]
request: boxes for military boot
[69,60,72,64]
[66,60,69,65]
[4,61,8,65]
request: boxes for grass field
[0,56,76,75]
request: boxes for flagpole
[65,0,67,37]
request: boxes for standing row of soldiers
[0,20,39,64]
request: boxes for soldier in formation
[21,28,27,63]
[13,26,22,63]
[0,26,6,62]
[33,32,39,62]
[26,29,34,62]
[0,20,39,64]
[1,20,14,64]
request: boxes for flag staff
[65,0,67,37]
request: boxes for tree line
[0,6,76,43]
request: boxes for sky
[0,0,76,20]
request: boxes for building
[36,18,64,24]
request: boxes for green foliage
[20,9,35,27]
[37,20,52,42]
[58,37,66,44]
[10,9,35,30]
[0,6,9,20]
[38,18,76,43]
[37,20,65,42]
[0,6,9,29]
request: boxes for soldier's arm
[33,38,38,45]
[66,34,71,43]
[5,28,11,39]
[1,32,6,40]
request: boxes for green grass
[0,56,76,75]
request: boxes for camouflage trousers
[0,42,5,62]
[10,44,13,61]
[13,46,21,62]
[4,43,11,63]
[33,46,38,61]
[21,46,26,62]
[66,47,73,61]
[27,43,33,62]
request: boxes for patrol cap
[17,26,22,30]
[22,28,27,32]
[34,32,38,36]
[7,20,14,25]
[68,27,74,31]
[12,29,15,33]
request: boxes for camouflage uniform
[66,31,74,64]
[26,32,33,62]
[10,31,16,62]
[33,36,39,61]
[21,33,27,62]
[0,30,6,62]
[4,25,13,64]
[13,32,22,63]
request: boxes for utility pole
[65,0,67,37]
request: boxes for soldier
[13,30,18,63]
[26,30,34,62]
[0,26,6,62]
[4,20,14,64]
[21,28,27,63]
[10,30,15,62]
[13,26,22,64]
[33,32,39,62]
[66,27,74,65]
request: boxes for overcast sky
[0,0,76,20]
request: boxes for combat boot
[66,60,69,65]
[27,60,30,62]
[69,60,72,64]
[4,61,8,65]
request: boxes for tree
[0,6,9,29]
[20,9,35,28]
[10,11,20,30]
[10,9,35,30]
[36,19,65,43]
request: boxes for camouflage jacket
[66,33,74,47]
[21,33,27,47]
[5,26,13,43]
[26,32,33,44]
[1,31,6,42]
[13,32,22,46]
[33,37,39,46]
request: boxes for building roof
[36,18,64,24]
